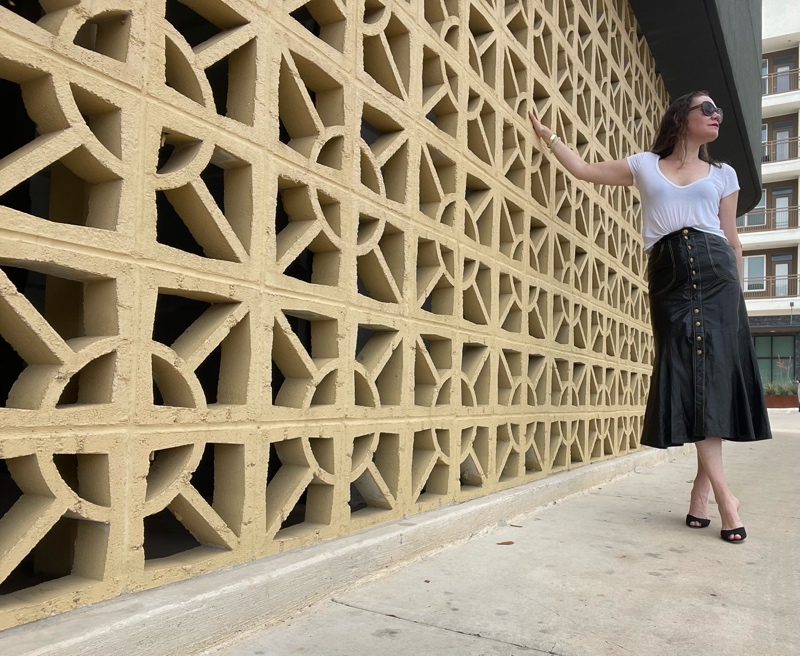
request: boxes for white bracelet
[546,133,558,147]
[549,136,561,150]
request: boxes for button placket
[686,231,705,434]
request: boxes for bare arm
[528,111,634,187]
[718,191,742,281]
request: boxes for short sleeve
[627,151,653,189]
[721,164,740,198]
[626,152,649,187]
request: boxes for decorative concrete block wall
[0,0,667,629]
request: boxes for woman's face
[686,94,721,143]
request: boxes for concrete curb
[0,445,689,656]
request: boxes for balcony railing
[762,68,800,96]
[742,275,800,299]
[761,138,800,162]
[737,206,799,233]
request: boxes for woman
[528,91,772,543]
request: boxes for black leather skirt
[642,227,772,448]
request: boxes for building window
[743,255,766,291]
[738,190,766,228]
[774,55,795,94]
[755,335,796,383]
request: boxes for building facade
[744,0,800,388]
[0,0,760,632]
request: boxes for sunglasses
[689,101,723,122]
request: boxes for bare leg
[687,449,711,526]
[694,437,744,539]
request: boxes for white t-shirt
[626,151,740,251]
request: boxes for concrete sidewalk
[203,409,799,656]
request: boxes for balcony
[762,69,799,96]
[761,137,800,183]
[737,206,799,233]
[761,137,799,162]
[742,274,800,299]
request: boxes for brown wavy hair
[650,90,722,167]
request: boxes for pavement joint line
[329,599,566,655]
[501,585,639,655]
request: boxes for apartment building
[742,1,800,386]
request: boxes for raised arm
[528,111,634,187]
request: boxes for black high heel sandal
[720,527,747,543]
[685,514,711,529]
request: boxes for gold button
[689,258,694,263]
[692,284,697,289]
[695,321,701,327]
[687,245,693,250]
[693,309,699,314]
[692,270,696,275]
[697,349,703,355]
[684,236,689,240]
[682,229,689,234]
[696,335,702,341]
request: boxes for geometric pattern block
[465,89,497,166]
[498,273,523,333]
[0,0,666,629]
[348,432,400,520]
[498,196,525,261]
[265,434,335,541]
[361,1,410,101]
[155,135,252,262]
[288,0,347,53]
[460,343,491,406]
[141,440,244,564]
[416,237,455,315]
[271,310,338,408]
[467,3,497,87]
[354,325,403,407]
[551,358,587,407]
[421,48,459,140]
[356,214,404,303]
[0,265,119,410]
[418,142,457,224]
[276,178,343,286]
[458,424,489,491]
[414,334,453,407]
[494,422,528,482]
[498,349,524,405]
[412,427,451,506]
[162,0,257,120]
[462,257,492,325]
[278,48,345,169]
[424,0,461,50]
[359,103,408,204]
[464,171,493,246]
[0,451,111,594]
[150,291,250,408]
[0,72,124,231]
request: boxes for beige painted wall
[0,0,667,630]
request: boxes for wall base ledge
[0,445,690,656]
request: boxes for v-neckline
[656,159,712,188]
